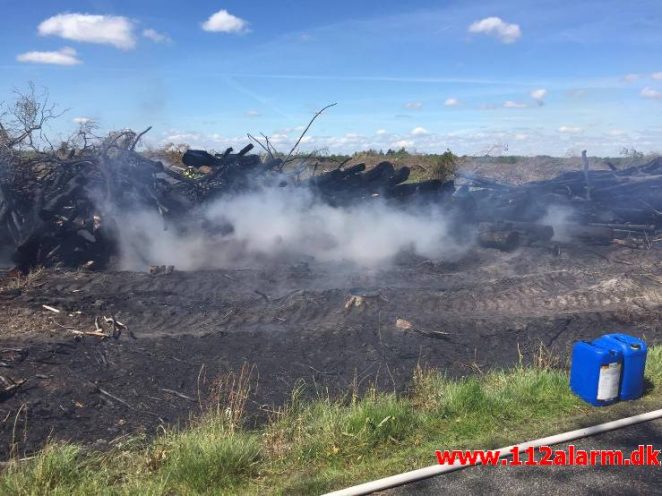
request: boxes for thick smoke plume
[114,185,467,271]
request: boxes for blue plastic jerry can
[569,341,623,406]
[592,334,647,401]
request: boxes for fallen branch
[161,388,196,402]
[98,387,134,409]
[69,329,108,339]
[0,376,26,400]
[97,387,161,417]
[411,328,452,339]
[395,318,451,339]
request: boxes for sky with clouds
[1,0,661,156]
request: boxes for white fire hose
[324,408,662,496]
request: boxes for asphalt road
[381,418,662,495]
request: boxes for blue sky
[1,0,661,156]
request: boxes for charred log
[478,229,521,251]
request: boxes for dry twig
[283,103,337,166]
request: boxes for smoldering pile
[461,155,662,249]
[3,134,662,273]
[0,135,459,272]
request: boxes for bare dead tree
[0,83,66,157]
[59,118,102,157]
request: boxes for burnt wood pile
[1,134,188,271]
[306,160,454,205]
[3,138,661,272]
[463,156,662,250]
[0,143,455,271]
[463,156,662,225]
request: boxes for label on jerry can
[596,362,621,401]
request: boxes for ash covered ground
[1,239,662,457]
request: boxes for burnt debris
[463,156,662,250]
[0,138,454,271]
[462,156,662,226]
[2,138,662,272]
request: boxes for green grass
[2,347,661,495]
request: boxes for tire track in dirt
[1,245,662,458]
[6,264,662,338]
[391,273,662,321]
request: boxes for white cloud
[165,132,205,144]
[411,127,429,135]
[641,87,662,99]
[245,110,261,118]
[38,14,136,50]
[652,72,662,81]
[269,133,289,144]
[376,129,388,135]
[73,116,91,124]
[202,9,249,33]
[444,98,460,107]
[623,74,640,82]
[159,126,662,157]
[558,126,583,133]
[503,100,527,108]
[530,88,547,105]
[143,28,172,44]
[391,139,414,149]
[16,47,81,66]
[468,17,521,44]
[404,102,423,110]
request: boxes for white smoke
[114,186,466,271]
[541,205,577,242]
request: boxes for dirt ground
[1,241,662,458]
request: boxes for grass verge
[1,347,661,495]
